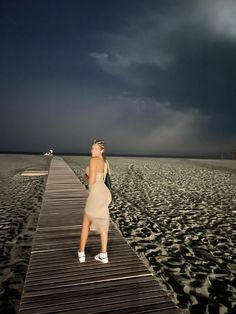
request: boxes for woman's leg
[94,227,109,263]
[100,230,108,253]
[79,213,91,251]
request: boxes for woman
[78,139,112,263]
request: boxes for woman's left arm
[88,157,97,186]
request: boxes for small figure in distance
[44,148,54,156]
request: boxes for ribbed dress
[84,160,112,234]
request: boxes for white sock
[100,252,107,257]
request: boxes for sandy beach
[0,154,52,314]
[1,154,236,314]
[64,156,236,314]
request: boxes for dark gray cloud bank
[0,0,235,156]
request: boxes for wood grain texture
[19,156,182,314]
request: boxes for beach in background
[0,154,51,314]
[64,155,236,314]
[0,154,236,314]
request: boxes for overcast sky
[1,0,236,156]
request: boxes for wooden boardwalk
[19,156,182,314]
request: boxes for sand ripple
[65,156,236,314]
[0,154,51,313]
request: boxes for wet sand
[0,154,52,314]
[64,156,236,314]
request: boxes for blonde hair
[93,139,105,150]
[93,139,110,173]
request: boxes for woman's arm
[88,157,97,186]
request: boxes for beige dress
[84,160,112,234]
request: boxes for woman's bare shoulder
[89,156,101,165]
[89,156,98,161]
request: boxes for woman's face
[91,143,104,157]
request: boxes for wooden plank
[19,156,182,314]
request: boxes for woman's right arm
[88,157,97,186]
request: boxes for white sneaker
[94,252,108,263]
[78,251,85,263]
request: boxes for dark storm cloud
[90,0,236,152]
[0,0,235,154]
[90,0,236,114]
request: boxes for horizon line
[0,151,235,159]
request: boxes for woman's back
[96,157,106,173]
[85,157,108,182]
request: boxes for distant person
[44,149,53,156]
[78,139,112,263]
